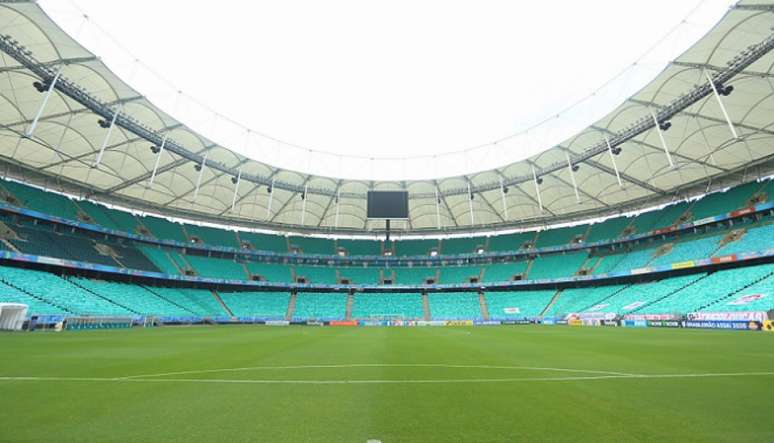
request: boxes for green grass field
[1,325,773,442]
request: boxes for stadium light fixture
[300,184,308,225]
[230,167,242,212]
[500,177,508,220]
[26,66,62,139]
[92,106,121,168]
[434,186,441,229]
[704,70,738,140]
[334,189,341,228]
[605,137,623,188]
[147,133,168,188]
[266,178,275,219]
[531,165,543,212]
[565,152,580,203]
[192,152,208,202]
[649,109,675,168]
[467,182,475,225]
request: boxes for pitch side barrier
[26,315,773,331]
[1,248,773,294]
[0,200,771,267]
[618,319,769,331]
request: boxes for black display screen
[367,191,409,219]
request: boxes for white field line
[119,363,639,380]
[1,372,774,385]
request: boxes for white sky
[41,0,733,180]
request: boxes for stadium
[0,0,773,441]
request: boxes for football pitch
[1,325,773,442]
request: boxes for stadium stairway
[212,290,235,318]
[422,293,431,320]
[140,286,200,317]
[627,274,713,315]
[539,289,563,317]
[523,257,536,279]
[478,292,490,320]
[0,238,20,253]
[576,284,632,313]
[64,277,142,316]
[0,271,74,314]
[285,292,297,320]
[696,266,774,312]
[345,292,354,320]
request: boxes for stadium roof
[0,1,773,235]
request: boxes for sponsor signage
[415,321,445,327]
[360,320,383,327]
[624,314,681,321]
[622,301,646,311]
[579,312,616,320]
[501,319,532,325]
[568,319,583,327]
[264,320,289,326]
[730,207,755,217]
[683,320,762,330]
[687,311,769,322]
[445,320,474,326]
[601,320,619,327]
[329,320,357,326]
[503,307,521,314]
[711,255,737,264]
[647,320,682,328]
[727,294,767,306]
[763,320,774,332]
[622,320,648,328]
[671,260,695,270]
[474,320,501,326]
[542,318,556,325]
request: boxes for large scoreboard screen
[367,191,409,219]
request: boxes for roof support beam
[627,98,774,138]
[25,65,62,138]
[670,61,774,80]
[317,180,341,227]
[434,180,458,227]
[101,145,212,194]
[592,125,729,173]
[0,56,98,74]
[43,123,184,171]
[477,190,506,223]
[494,170,557,217]
[583,158,667,195]
[552,152,611,207]
[270,176,311,223]
[3,96,144,129]
[217,168,280,216]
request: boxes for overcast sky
[41,0,733,179]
